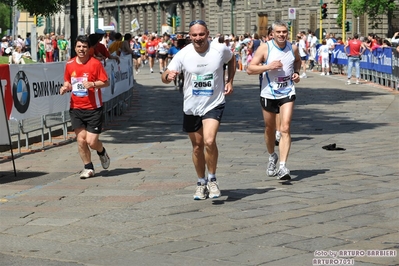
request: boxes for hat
[242,38,251,44]
[95,29,106,34]
[134,36,139,39]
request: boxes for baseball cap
[95,29,106,34]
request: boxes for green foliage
[334,0,398,29]
[0,57,35,64]
[15,0,68,16]
[0,2,11,36]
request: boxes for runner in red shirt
[146,35,158,73]
[60,35,111,179]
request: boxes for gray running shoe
[207,178,221,198]
[277,167,291,180]
[193,182,208,200]
[99,150,110,169]
[267,153,278,176]
[80,168,95,179]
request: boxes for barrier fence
[319,44,399,90]
[1,55,134,154]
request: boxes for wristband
[165,73,169,81]
[93,82,96,88]
[294,71,300,75]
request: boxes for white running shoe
[193,183,208,200]
[276,167,291,181]
[99,150,110,169]
[80,168,94,179]
[320,73,325,76]
[267,153,278,177]
[207,178,221,198]
[275,131,281,146]
[347,80,351,85]
[300,73,307,78]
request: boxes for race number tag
[274,75,290,89]
[71,77,88,97]
[192,74,214,96]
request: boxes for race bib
[71,77,88,97]
[274,75,290,89]
[191,74,214,96]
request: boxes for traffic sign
[288,8,296,20]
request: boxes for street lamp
[230,0,235,33]
[117,0,120,32]
[157,0,160,34]
[94,0,98,32]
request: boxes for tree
[334,0,398,36]
[0,0,68,16]
[0,3,11,36]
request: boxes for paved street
[0,64,398,266]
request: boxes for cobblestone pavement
[0,64,398,266]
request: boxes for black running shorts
[260,95,296,114]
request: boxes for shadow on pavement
[291,169,330,181]
[211,187,276,204]
[97,167,144,177]
[0,171,48,184]
[103,81,388,147]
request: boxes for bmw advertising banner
[1,55,133,122]
[7,62,69,120]
[101,54,133,102]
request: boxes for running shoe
[356,80,359,85]
[193,182,208,200]
[275,131,281,146]
[99,150,110,169]
[267,153,278,177]
[276,167,291,181]
[347,80,351,85]
[80,168,94,179]
[207,178,221,198]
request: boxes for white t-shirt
[327,38,335,54]
[167,41,233,116]
[260,40,296,100]
[298,39,307,57]
[318,44,330,59]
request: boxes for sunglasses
[189,20,207,28]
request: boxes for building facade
[28,0,399,40]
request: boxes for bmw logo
[12,71,30,113]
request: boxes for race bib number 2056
[192,73,214,96]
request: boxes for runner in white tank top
[260,40,296,99]
[247,20,301,181]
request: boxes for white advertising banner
[2,56,133,121]
[8,62,69,120]
[101,54,134,102]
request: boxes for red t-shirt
[64,56,109,110]
[348,39,362,56]
[146,40,157,54]
[94,43,110,58]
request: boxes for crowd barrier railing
[330,44,399,90]
[1,55,134,154]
